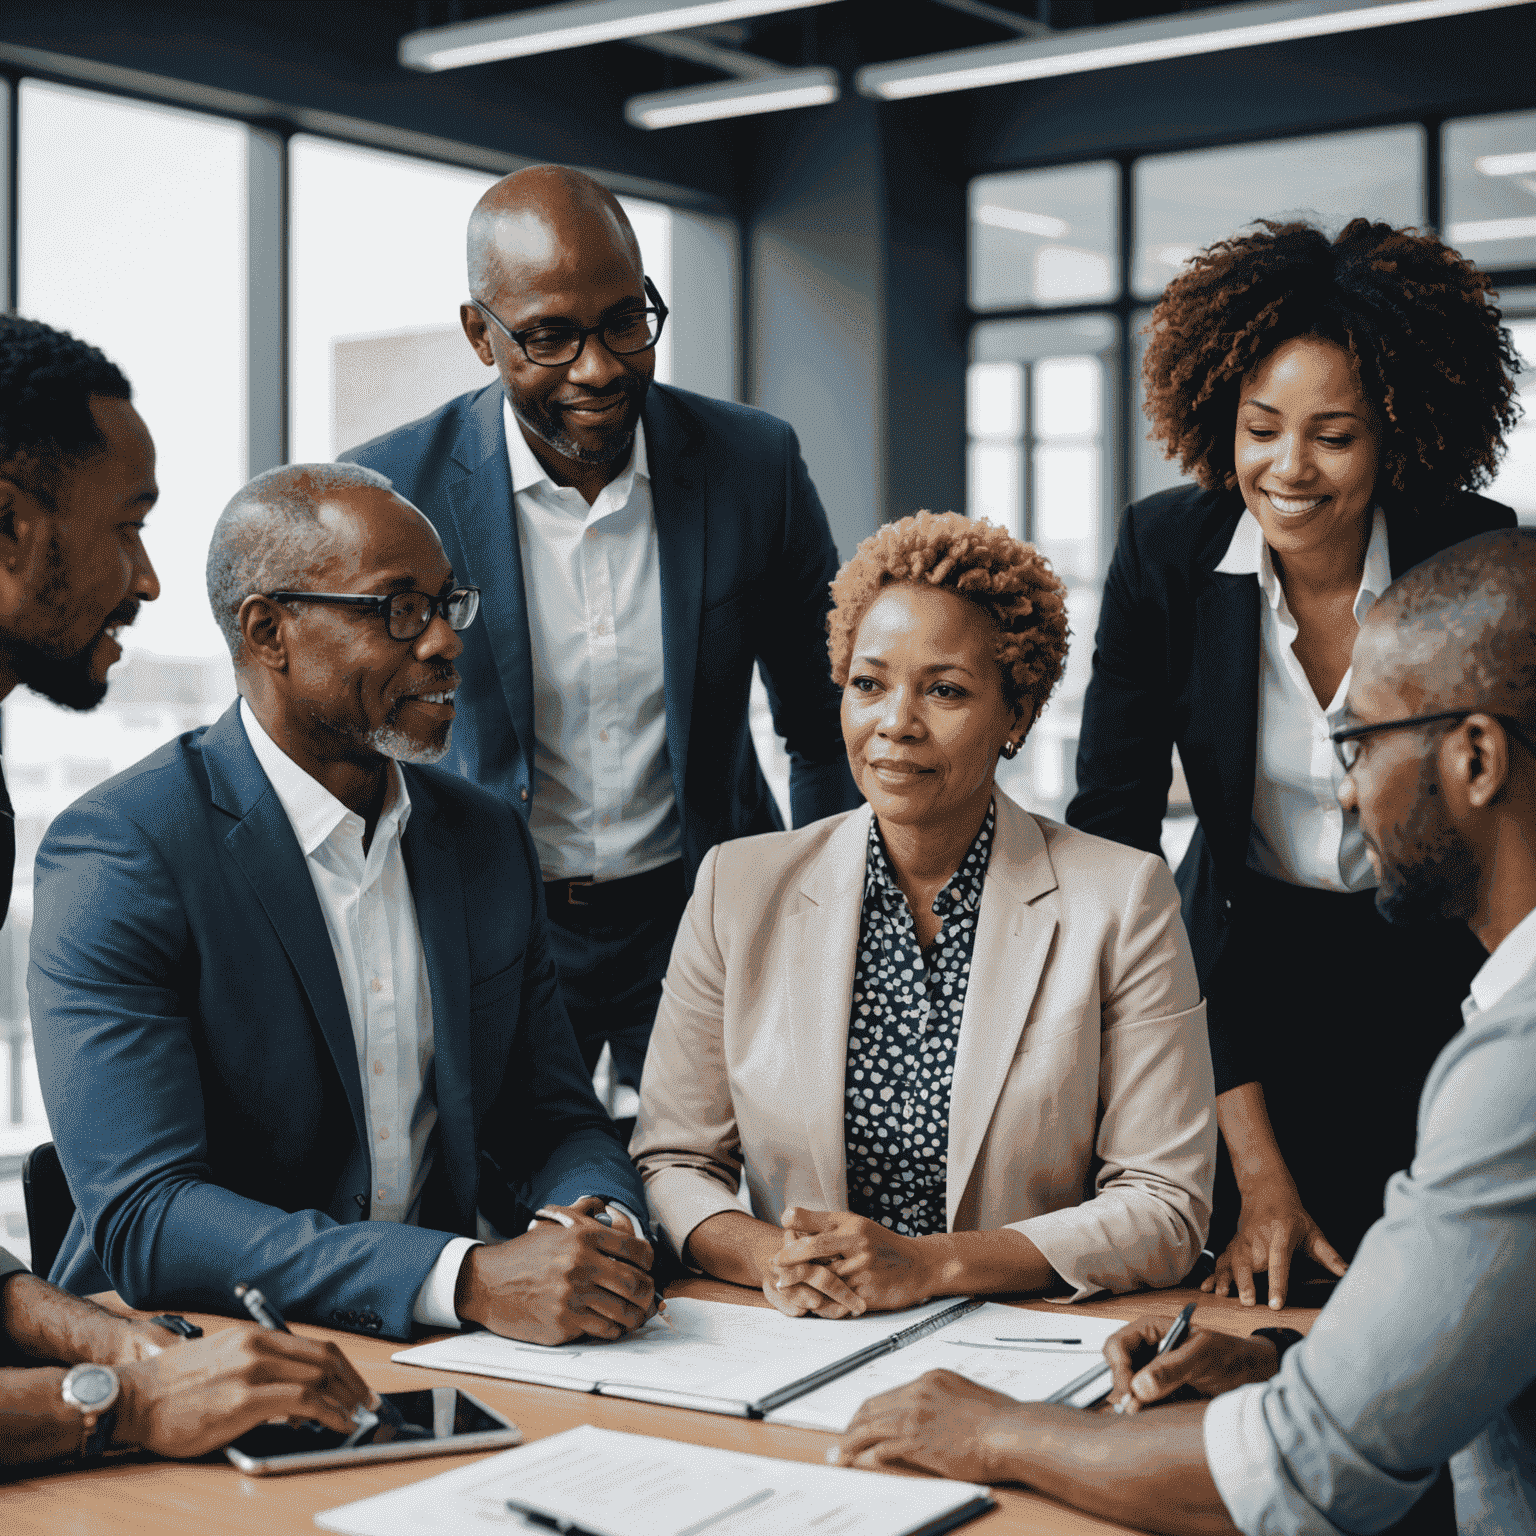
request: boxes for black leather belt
[543,860,685,923]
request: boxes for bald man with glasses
[343,165,860,1100]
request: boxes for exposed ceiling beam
[858,0,1534,100]
[400,0,841,72]
[630,30,787,79]
[929,0,1052,38]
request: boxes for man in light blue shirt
[830,527,1536,1536]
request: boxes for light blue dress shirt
[1203,905,1536,1534]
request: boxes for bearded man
[29,464,653,1346]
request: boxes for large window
[1,85,250,1214]
[968,115,1535,834]
[0,79,740,1258]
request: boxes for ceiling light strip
[857,0,1534,100]
[401,0,841,72]
[625,67,840,128]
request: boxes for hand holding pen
[1104,1304,1281,1412]
[233,1283,394,1441]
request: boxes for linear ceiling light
[626,67,839,128]
[857,0,1533,101]
[400,0,840,72]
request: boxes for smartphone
[223,1387,520,1475]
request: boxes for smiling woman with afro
[1064,216,1520,1324]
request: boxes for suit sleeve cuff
[411,1237,482,1329]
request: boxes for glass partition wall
[968,110,1536,833]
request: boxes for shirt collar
[502,395,648,500]
[1214,505,1390,624]
[239,698,410,858]
[863,801,996,918]
[1467,901,1536,1017]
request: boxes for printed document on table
[393,1296,964,1416]
[766,1303,1129,1431]
[315,1422,993,1536]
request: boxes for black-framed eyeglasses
[262,587,481,642]
[1331,708,1536,772]
[470,276,669,368]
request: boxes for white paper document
[393,1296,968,1417]
[765,1304,1130,1432]
[314,1423,993,1536]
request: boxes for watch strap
[1250,1326,1305,1363]
[80,1405,118,1460]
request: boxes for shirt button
[599,729,609,742]
[520,788,529,802]
[370,978,382,994]
[377,1188,387,1199]
[373,1060,384,1075]
[379,1127,390,1141]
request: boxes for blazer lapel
[444,385,537,767]
[946,794,1059,1231]
[644,388,707,808]
[781,805,872,1210]
[1187,568,1260,880]
[202,704,368,1155]
[400,771,476,1234]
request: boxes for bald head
[206,462,398,660]
[467,166,640,303]
[1358,528,1536,727]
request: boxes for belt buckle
[566,877,596,908]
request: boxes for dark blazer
[28,703,644,1340]
[342,382,861,886]
[1066,485,1516,998]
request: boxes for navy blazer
[28,703,644,1340]
[342,382,860,885]
[1066,484,1516,1001]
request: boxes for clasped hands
[454,1196,658,1345]
[761,1207,939,1319]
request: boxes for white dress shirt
[1467,899,1536,1017]
[239,701,475,1327]
[1216,506,1392,891]
[505,400,680,882]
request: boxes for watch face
[67,1365,116,1408]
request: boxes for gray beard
[367,721,452,766]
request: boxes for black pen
[506,1498,604,1535]
[1112,1300,1197,1414]
[234,1282,289,1332]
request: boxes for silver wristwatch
[60,1362,120,1458]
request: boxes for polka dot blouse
[843,802,995,1239]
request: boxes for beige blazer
[632,792,1216,1299]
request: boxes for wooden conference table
[1,1278,1325,1536]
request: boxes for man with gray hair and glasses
[830,527,1536,1536]
[30,462,655,1347]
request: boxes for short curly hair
[0,314,131,506]
[1141,219,1520,504]
[827,511,1069,719]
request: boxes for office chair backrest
[21,1141,75,1282]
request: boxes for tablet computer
[224,1386,520,1475]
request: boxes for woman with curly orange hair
[632,511,1217,1315]
[1067,219,1519,1309]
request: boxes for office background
[0,0,1532,1258]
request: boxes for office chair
[21,1141,74,1281]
